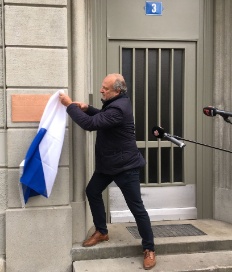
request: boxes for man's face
[100,75,120,101]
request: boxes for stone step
[0,258,5,272]
[73,250,232,272]
[71,219,232,261]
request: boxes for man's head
[100,73,127,101]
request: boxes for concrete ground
[0,259,5,272]
[74,251,232,271]
[73,219,232,272]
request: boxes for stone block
[215,187,232,224]
[0,169,7,210]
[6,48,68,87]
[0,131,6,167]
[0,49,3,87]
[5,0,67,5]
[0,90,4,127]
[7,128,69,167]
[5,5,67,47]
[6,206,72,272]
[8,167,69,208]
[6,89,69,127]
[0,212,5,255]
[0,258,5,272]
[71,201,86,243]
[0,7,2,47]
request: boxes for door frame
[89,0,214,220]
[107,40,198,222]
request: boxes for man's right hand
[73,102,89,112]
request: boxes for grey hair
[113,78,128,94]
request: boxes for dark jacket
[66,94,145,174]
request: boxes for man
[59,73,156,270]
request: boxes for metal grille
[126,224,207,239]
[121,47,185,184]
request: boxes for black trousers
[85,168,155,251]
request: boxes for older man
[59,73,156,270]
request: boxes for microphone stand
[223,117,232,124]
[173,135,232,154]
[174,113,232,152]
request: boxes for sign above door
[145,1,163,16]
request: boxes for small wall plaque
[145,1,163,16]
[11,94,51,122]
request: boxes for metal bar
[157,48,161,184]
[170,49,174,183]
[174,135,232,154]
[132,48,135,115]
[145,48,149,184]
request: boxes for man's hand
[72,102,89,112]
[59,92,89,111]
[59,93,73,107]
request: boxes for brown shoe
[143,250,156,270]
[82,230,109,247]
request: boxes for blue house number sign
[145,1,163,16]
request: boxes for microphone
[152,126,186,148]
[151,126,165,138]
[203,106,232,118]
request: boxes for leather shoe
[82,230,109,247]
[143,249,156,270]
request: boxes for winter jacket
[66,94,145,174]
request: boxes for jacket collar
[101,93,127,108]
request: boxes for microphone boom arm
[173,135,232,154]
[223,117,232,124]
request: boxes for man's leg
[85,171,112,235]
[114,168,155,251]
[114,168,156,269]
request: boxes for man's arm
[59,92,88,110]
[59,92,100,115]
[66,103,123,131]
[59,92,122,131]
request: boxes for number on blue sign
[145,1,163,16]
[152,3,157,13]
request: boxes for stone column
[70,0,94,243]
[214,0,232,223]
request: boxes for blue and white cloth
[20,90,66,205]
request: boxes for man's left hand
[59,93,73,107]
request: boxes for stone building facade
[0,1,232,271]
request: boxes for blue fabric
[20,128,47,204]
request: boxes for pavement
[72,219,232,272]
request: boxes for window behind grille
[121,47,185,185]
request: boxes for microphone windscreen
[203,106,217,117]
[152,126,165,138]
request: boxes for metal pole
[174,135,232,154]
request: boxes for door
[108,41,197,222]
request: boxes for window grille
[121,47,185,185]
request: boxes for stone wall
[214,0,232,224]
[1,1,72,271]
[0,1,6,271]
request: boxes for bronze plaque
[11,94,51,122]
